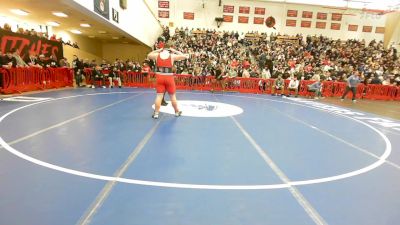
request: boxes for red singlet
[155,52,176,94]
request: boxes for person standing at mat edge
[147,42,189,119]
[341,70,363,102]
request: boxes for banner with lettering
[158,10,169,18]
[238,16,249,24]
[223,5,234,13]
[302,11,313,18]
[375,27,385,33]
[286,19,297,27]
[287,10,298,17]
[94,0,110,20]
[362,26,372,32]
[183,12,194,20]
[348,24,358,31]
[317,12,327,20]
[331,13,342,21]
[254,7,265,15]
[0,29,63,61]
[158,0,169,8]
[254,17,264,25]
[331,23,341,30]
[223,15,233,22]
[301,21,311,28]
[239,6,250,14]
[316,22,326,29]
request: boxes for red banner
[363,26,372,32]
[183,12,194,20]
[158,10,169,18]
[158,0,169,8]
[331,13,342,21]
[287,10,298,17]
[286,19,297,27]
[317,12,327,20]
[331,23,341,30]
[302,11,313,18]
[223,15,233,22]
[0,29,63,61]
[254,17,264,24]
[255,7,265,15]
[348,24,358,31]
[238,16,249,24]
[301,21,311,28]
[239,6,250,14]
[316,22,326,29]
[375,27,385,33]
[223,5,234,13]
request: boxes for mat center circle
[153,100,243,117]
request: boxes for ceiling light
[80,23,91,27]
[98,30,107,34]
[88,35,95,38]
[10,9,29,16]
[112,37,119,39]
[122,41,129,44]
[70,29,82,34]
[52,12,68,17]
[46,21,60,26]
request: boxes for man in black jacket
[72,55,84,87]
[265,56,274,77]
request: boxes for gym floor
[0,88,399,225]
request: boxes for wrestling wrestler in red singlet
[147,43,189,119]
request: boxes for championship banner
[302,11,313,18]
[254,17,264,24]
[375,27,385,33]
[223,15,233,22]
[348,24,358,31]
[254,7,265,15]
[158,10,169,18]
[287,10,298,17]
[238,16,249,24]
[362,26,372,32]
[183,12,194,20]
[239,6,250,14]
[331,23,341,30]
[316,22,326,29]
[223,5,234,13]
[301,21,311,28]
[317,12,327,20]
[158,0,169,8]
[0,29,63,61]
[94,0,110,20]
[286,19,297,27]
[331,13,342,21]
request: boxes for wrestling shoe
[152,113,159,119]
[175,111,182,117]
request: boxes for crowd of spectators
[153,26,400,86]
[0,48,68,69]
[71,55,150,88]
[1,23,80,49]
[2,22,400,89]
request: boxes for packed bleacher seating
[1,24,399,100]
[155,26,399,87]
